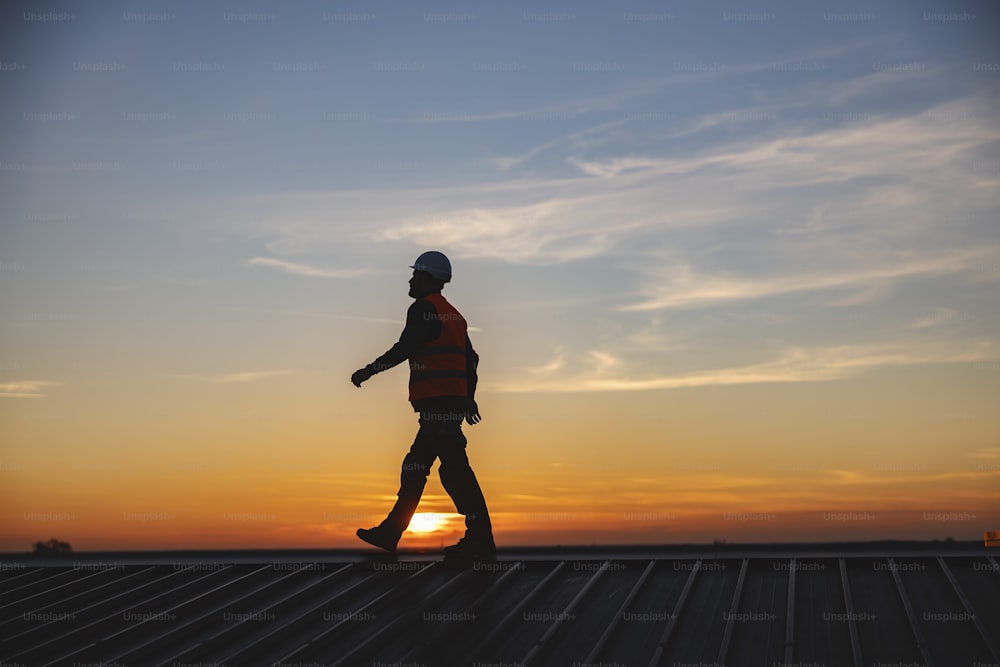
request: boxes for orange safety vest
[408,293,469,401]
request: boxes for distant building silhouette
[32,538,72,555]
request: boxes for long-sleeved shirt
[365,293,479,413]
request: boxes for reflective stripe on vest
[408,293,468,401]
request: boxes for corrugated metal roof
[2,544,998,666]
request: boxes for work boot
[443,535,496,560]
[356,525,400,552]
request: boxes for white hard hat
[409,250,452,282]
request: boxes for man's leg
[437,419,494,547]
[378,418,437,536]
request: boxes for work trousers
[381,413,493,542]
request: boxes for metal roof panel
[1,545,997,666]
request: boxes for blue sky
[3,0,998,401]
[1,0,999,547]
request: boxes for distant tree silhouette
[32,538,72,555]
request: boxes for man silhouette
[351,251,496,559]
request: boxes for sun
[408,512,448,534]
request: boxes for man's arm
[464,333,481,424]
[465,333,479,398]
[351,300,440,386]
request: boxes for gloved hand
[351,366,374,387]
[464,397,482,425]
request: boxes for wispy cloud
[625,317,690,353]
[568,93,999,185]
[371,201,625,265]
[246,257,368,279]
[251,89,995,272]
[966,447,1000,461]
[387,36,894,128]
[527,347,566,375]
[587,350,620,374]
[187,84,998,280]
[490,340,996,393]
[170,370,293,384]
[909,308,958,329]
[0,380,60,398]
[482,120,625,171]
[621,246,998,312]
[386,72,711,125]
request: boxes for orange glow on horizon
[1,370,998,553]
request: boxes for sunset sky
[1,0,999,552]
